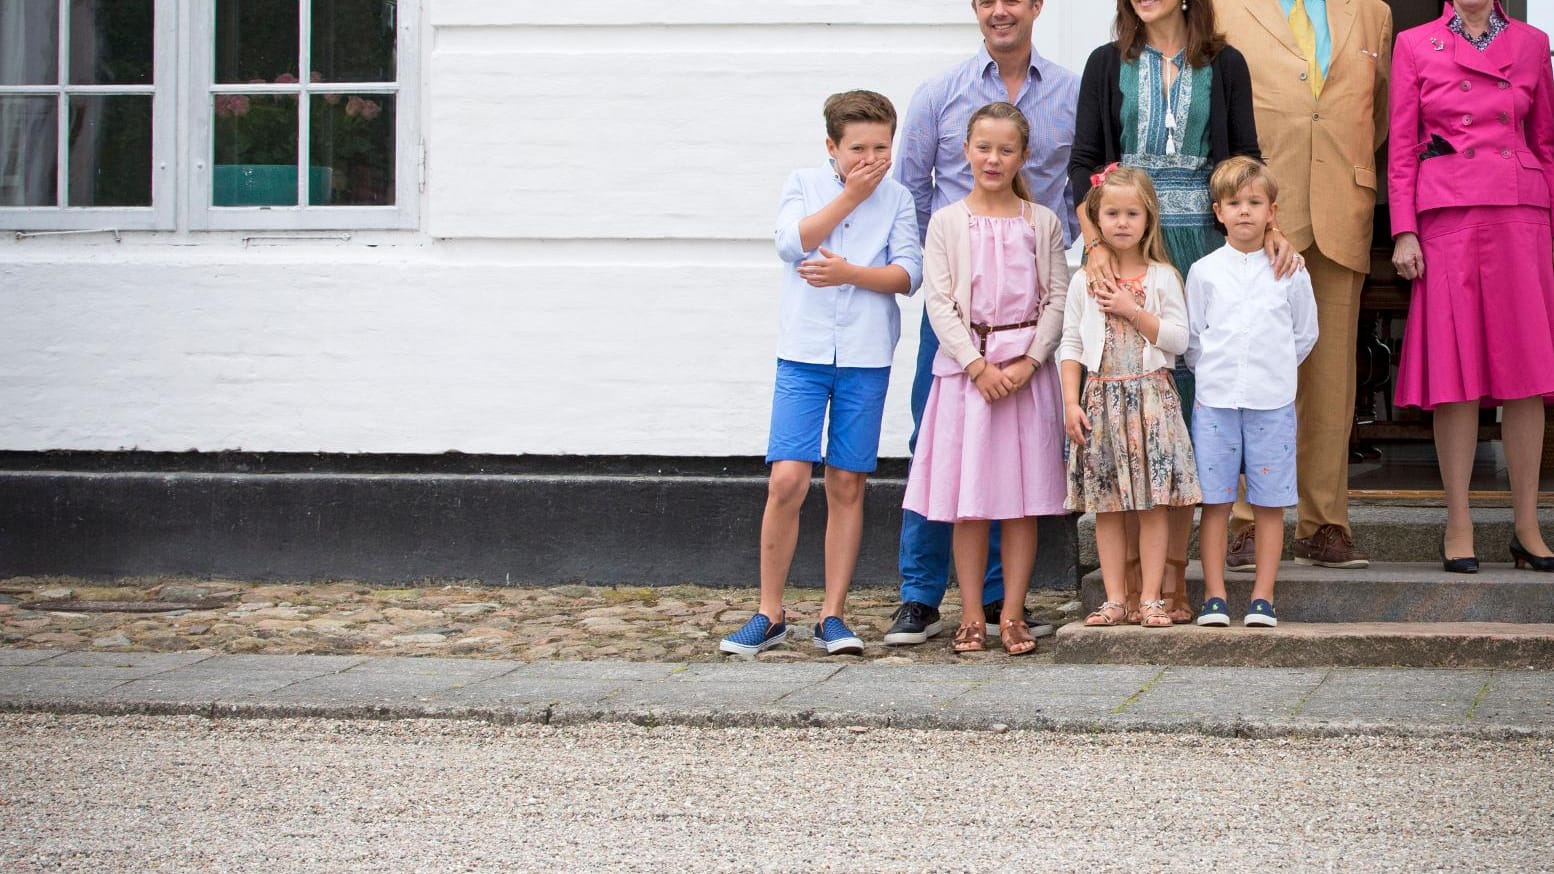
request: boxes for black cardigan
[1068,42,1262,207]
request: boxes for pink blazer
[1388,2,1554,237]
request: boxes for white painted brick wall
[0,2,1112,456]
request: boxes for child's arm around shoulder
[1288,265,1319,364]
[1150,265,1190,356]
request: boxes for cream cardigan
[921,200,1071,371]
[1057,263,1188,372]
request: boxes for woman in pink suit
[1389,0,1554,573]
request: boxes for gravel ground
[3,714,1551,872]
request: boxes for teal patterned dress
[1120,47,1220,417]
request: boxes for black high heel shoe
[1440,537,1479,575]
[1510,537,1554,572]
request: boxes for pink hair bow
[1090,162,1120,189]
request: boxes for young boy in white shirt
[719,90,923,657]
[1185,157,1318,628]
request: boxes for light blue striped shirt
[1280,0,1333,78]
[772,163,924,368]
[895,44,1080,246]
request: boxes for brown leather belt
[969,319,1040,356]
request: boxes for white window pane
[68,94,153,205]
[70,0,154,85]
[213,93,303,206]
[215,0,298,85]
[309,92,393,205]
[0,0,59,85]
[0,95,57,205]
[312,0,395,83]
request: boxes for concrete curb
[3,650,1551,740]
[1,696,1547,740]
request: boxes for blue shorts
[766,359,891,474]
[1190,402,1298,508]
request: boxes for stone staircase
[1055,505,1554,668]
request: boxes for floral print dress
[1065,278,1202,513]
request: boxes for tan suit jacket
[1216,0,1393,275]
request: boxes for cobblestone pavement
[0,578,1080,664]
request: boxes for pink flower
[358,98,382,121]
[215,94,251,117]
[345,96,365,117]
[275,72,299,84]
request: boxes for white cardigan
[1056,263,1189,372]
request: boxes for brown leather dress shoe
[1293,524,1370,569]
[1225,527,1257,572]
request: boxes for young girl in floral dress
[1059,165,1201,629]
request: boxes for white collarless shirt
[771,163,923,368]
[1185,244,1319,410]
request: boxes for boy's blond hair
[1209,156,1279,203]
[822,90,897,142]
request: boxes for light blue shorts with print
[1190,402,1297,508]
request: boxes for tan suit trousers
[1232,245,1365,538]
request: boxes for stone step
[1052,621,1554,668]
[1076,505,1554,567]
[1080,561,1554,624]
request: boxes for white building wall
[0,1,1113,456]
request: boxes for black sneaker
[982,600,1056,639]
[883,601,943,646]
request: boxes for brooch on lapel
[1430,37,1445,51]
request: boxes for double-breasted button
[1462,113,1474,125]
[1465,148,1477,158]
[1461,81,1472,91]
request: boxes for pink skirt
[1395,205,1554,409]
[902,362,1069,522]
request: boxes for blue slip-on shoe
[719,613,788,656]
[1244,599,1278,628]
[1196,598,1231,627]
[812,616,865,655]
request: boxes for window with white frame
[0,0,417,232]
[0,0,173,230]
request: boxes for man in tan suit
[1216,0,1393,569]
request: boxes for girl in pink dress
[902,102,1071,655]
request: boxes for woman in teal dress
[1069,0,1297,622]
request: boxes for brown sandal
[1000,619,1036,655]
[952,622,986,652]
[1163,558,1195,624]
[1139,599,1173,628]
[1084,601,1128,627]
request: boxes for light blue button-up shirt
[772,163,924,368]
[1280,0,1333,78]
[895,44,1080,246]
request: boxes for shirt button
[1465,147,1477,159]
[1502,149,1512,159]
[1299,72,1308,81]
[1499,81,1511,90]
[1462,113,1473,125]
[1499,112,1510,124]
[1461,81,1472,91]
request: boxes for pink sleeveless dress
[903,208,1069,522]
